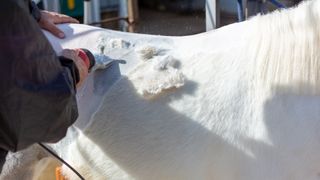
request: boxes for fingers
[39,11,79,39]
[43,21,65,38]
[61,49,78,59]
[75,55,89,88]
[54,14,79,24]
[61,49,89,88]
[43,11,79,24]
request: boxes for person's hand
[61,49,89,88]
[39,11,79,39]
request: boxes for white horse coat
[2,0,320,179]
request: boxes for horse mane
[247,0,320,95]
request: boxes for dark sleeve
[0,148,7,174]
[0,0,79,152]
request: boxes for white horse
[2,0,320,179]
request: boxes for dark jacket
[0,0,79,172]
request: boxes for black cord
[38,143,85,180]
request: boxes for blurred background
[35,0,303,36]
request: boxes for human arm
[0,0,86,152]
